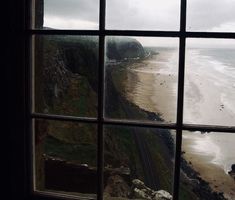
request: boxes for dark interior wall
[6,0,27,199]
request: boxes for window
[19,0,235,200]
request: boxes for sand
[123,50,178,123]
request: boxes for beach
[123,48,178,123]
[121,47,235,199]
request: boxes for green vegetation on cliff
[34,35,208,200]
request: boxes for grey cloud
[44,0,235,32]
[44,0,99,21]
[187,0,235,31]
[106,0,180,30]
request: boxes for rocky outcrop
[106,37,146,61]
[228,164,235,180]
[181,158,226,200]
[131,179,172,200]
[104,175,131,198]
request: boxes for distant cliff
[106,37,146,61]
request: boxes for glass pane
[33,35,98,117]
[34,119,97,198]
[184,39,235,126]
[180,131,235,200]
[105,36,179,123]
[106,0,180,31]
[187,0,235,32]
[104,126,175,199]
[32,0,99,29]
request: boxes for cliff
[34,36,225,200]
[34,35,173,196]
[106,37,146,61]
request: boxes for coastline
[114,50,234,199]
[182,132,235,200]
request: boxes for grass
[44,135,97,166]
[104,126,145,181]
[50,75,97,117]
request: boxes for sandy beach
[121,48,235,199]
[123,49,178,123]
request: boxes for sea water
[184,48,235,173]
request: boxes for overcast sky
[43,0,235,47]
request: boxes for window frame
[10,0,235,199]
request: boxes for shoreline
[114,52,233,199]
[182,132,235,200]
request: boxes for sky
[43,0,235,47]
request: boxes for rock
[132,179,146,189]
[231,164,235,171]
[131,179,172,200]
[228,164,235,180]
[104,175,130,198]
[132,179,153,194]
[134,188,152,200]
[153,190,172,200]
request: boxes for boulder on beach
[228,164,235,180]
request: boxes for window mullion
[173,0,187,200]
[98,0,106,200]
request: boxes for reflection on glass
[104,126,175,199]
[105,36,179,123]
[106,0,180,31]
[33,35,98,117]
[187,0,235,32]
[34,119,97,198]
[32,0,99,29]
[179,131,235,200]
[184,39,235,126]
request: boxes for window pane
[104,126,175,199]
[106,0,180,31]
[32,0,99,29]
[105,36,179,123]
[33,35,98,117]
[187,0,235,32]
[180,131,235,200]
[184,39,235,126]
[34,119,97,198]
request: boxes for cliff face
[106,37,146,61]
[34,35,175,198]
[56,36,99,91]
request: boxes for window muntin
[29,0,235,200]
